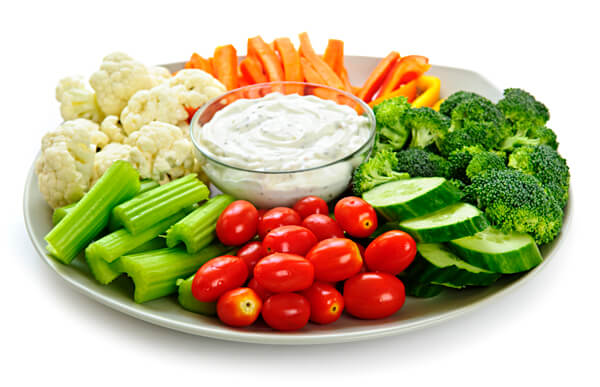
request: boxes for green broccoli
[352,150,410,195]
[372,96,411,152]
[402,107,450,149]
[439,91,487,117]
[467,169,563,244]
[396,148,452,178]
[508,145,570,208]
[497,88,550,127]
[448,146,506,182]
[465,151,506,180]
[499,123,558,151]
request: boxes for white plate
[24,57,570,344]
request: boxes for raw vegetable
[378,55,430,98]
[176,275,217,315]
[411,75,441,108]
[236,241,266,273]
[292,195,329,219]
[371,96,411,152]
[343,272,406,319]
[111,173,209,234]
[273,37,304,91]
[239,56,267,84]
[298,32,346,91]
[301,214,344,241]
[301,282,344,325]
[305,238,363,282]
[184,53,212,73]
[191,255,248,302]
[396,148,453,179]
[262,225,318,256]
[213,44,239,90]
[401,277,444,298]
[45,161,140,264]
[448,227,543,274]
[364,230,416,275]
[258,207,301,240]
[247,36,284,82]
[166,194,236,253]
[216,200,259,246]
[217,288,263,327]
[368,81,417,107]
[261,293,311,331]
[253,253,315,293]
[352,150,409,196]
[403,107,449,149]
[334,196,378,237]
[356,51,400,102]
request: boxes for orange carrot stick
[300,57,337,100]
[247,36,284,82]
[274,37,304,94]
[213,45,239,90]
[356,51,400,102]
[184,53,211,73]
[369,80,418,107]
[207,57,215,77]
[240,56,268,84]
[323,39,344,74]
[340,67,353,94]
[298,32,346,91]
[378,55,430,97]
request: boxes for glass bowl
[190,81,376,208]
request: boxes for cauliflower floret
[120,84,188,135]
[93,143,150,183]
[35,122,96,208]
[89,52,160,116]
[149,66,172,84]
[99,115,127,143]
[56,76,104,123]
[60,118,109,150]
[168,69,226,109]
[125,121,199,183]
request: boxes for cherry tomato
[305,238,363,282]
[258,207,302,240]
[191,256,248,302]
[217,287,262,327]
[301,214,344,241]
[262,293,311,331]
[257,208,268,222]
[247,277,274,301]
[355,242,366,259]
[262,225,318,255]
[365,230,417,275]
[216,200,259,246]
[301,282,344,325]
[343,272,406,319]
[236,241,266,274]
[253,253,314,293]
[293,196,329,219]
[334,197,378,238]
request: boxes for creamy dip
[196,92,371,171]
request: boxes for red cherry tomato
[253,253,314,293]
[305,238,363,282]
[217,287,262,327]
[262,225,318,255]
[334,197,378,238]
[262,293,311,331]
[365,230,417,275]
[247,277,274,301]
[258,207,302,240]
[343,272,406,319]
[293,196,329,219]
[301,282,344,324]
[236,241,266,274]
[257,209,268,222]
[355,242,366,259]
[301,214,344,241]
[216,200,259,246]
[192,256,249,302]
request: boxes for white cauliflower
[99,115,127,143]
[56,76,104,123]
[89,52,167,116]
[93,143,150,183]
[167,69,225,109]
[149,66,172,84]
[35,121,96,208]
[63,118,109,150]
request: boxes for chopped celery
[176,275,217,315]
[45,161,140,264]
[114,243,232,303]
[138,179,161,193]
[128,238,166,254]
[166,194,235,253]
[111,174,209,235]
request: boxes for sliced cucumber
[362,177,463,221]
[398,203,489,243]
[448,227,543,274]
[404,243,501,289]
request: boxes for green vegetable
[496,88,549,127]
[176,275,217,315]
[439,91,487,117]
[362,177,463,221]
[401,277,444,298]
[403,107,450,149]
[448,227,543,274]
[465,151,506,180]
[113,243,231,303]
[352,150,409,195]
[396,148,452,179]
[166,195,236,253]
[111,174,209,234]
[45,161,140,264]
[397,203,489,243]
[499,124,558,151]
[372,96,411,152]
[448,146,506,183]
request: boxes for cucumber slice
[398,203,489,243]
[362,177,463,221]
[404,243,501,288]
[448,227,543,274]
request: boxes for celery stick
[166,194,235,253]
[111,174,209,235]
[176,275,217,315]
[53,179,159,226]
[45,161,140,264]
[129,238,166,254]
[114,243,231,303]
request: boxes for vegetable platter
[25,36,570,344]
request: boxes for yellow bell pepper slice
[432,99,445,111]
[411,75,441,108]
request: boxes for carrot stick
[213,45,239,90]
[247,36,284,82]
[323,39,344,74]
[378,55,430,97]
[340,67,354,94]
[240,56,268,84]
[238,67,250,87]
[207,57,215,77]
[356,51,400,102]
[368,80,418,107]
[184,53,211,73]
[274,37,304,94]
[298,32,346,91]
[300,57,337,100]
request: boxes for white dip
[194,92,373,207]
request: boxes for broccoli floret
[403,107,450,148]
[448,145,485,181]
[467,169,563,244]
[508,145,570,208]
[465,151,506,180]
[448,146,506,182]
[500,123,559,151]
[439,91,487,117]
[396,148,452,179]
[372,96,411,152]
[450,97,506,132]
[497,88,550,127]
[447,178,475,204]
[352,150,409,195]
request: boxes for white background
[2,0,598,385]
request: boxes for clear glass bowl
[190,81,376,208]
